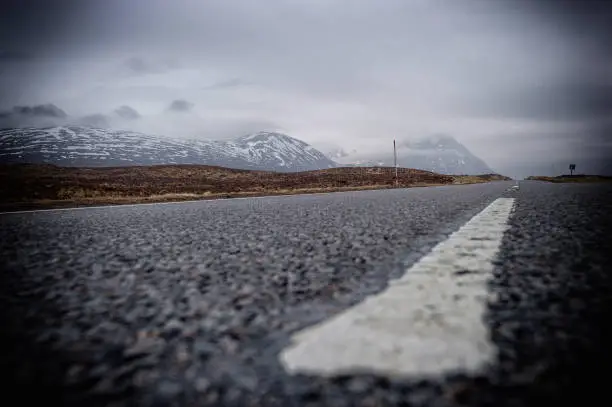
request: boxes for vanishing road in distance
[1,180,611,406]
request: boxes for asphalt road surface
[1,180,611,406]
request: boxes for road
[1,180,611,406]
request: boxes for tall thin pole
[393,139,398,187]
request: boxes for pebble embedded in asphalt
[0,181,611,406]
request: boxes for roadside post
[394,139,398,187]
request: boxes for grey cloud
[77,113,110,128]
[114,105,141,120]
[326,148,349,159]
[0,111,17,129]
[123,56,181,76]
[12,103,67,118]
[167,99,194,113]
[335,149,349,158]
[0,103,67,128]
[529,0,612,51]
[124,57,155,74]
[115,115,281,140]
[223,119,281,139]
[397,134,458,148]
[460,82,612,122]
[0,0,611,174]
[589,119,612,145]
[0,49,32,62]
[477,123,612,179]
[203,78,251,90]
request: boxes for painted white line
[279,197,516,378]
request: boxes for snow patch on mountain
[337,135,495,175]
[0,127,336,172]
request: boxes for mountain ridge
[0,126,336,172]
[0,126,497,175]
[331,135,495,175]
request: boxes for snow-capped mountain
[0,126,337,172]
[0,127,496,175]
[230,132,336,171]
[337,135,495,175]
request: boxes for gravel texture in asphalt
[1,180,611,406]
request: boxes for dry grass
[0,163,508,211]
[525,175,612,183]
[452,174,513,184]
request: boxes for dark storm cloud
[167,99,194,113]
[0,0,610,176]
[114,105,141,120]
[587,120,612,152]
[443,0,612,124]
[531,0,612,50]
[77,113,110,127]
[12,104,67,118]
[0,0,95,58]
[0,103,68,128]
[0,50,32,62]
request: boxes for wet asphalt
[1,180,610,406]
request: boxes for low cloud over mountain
[114,105,141,120]
[77,114,110,128]
[167,99,194,113]
[0,103,67,128]
[332,134,496,175]
[122,56,181,76]
[1,103,144,130]
[1,0,610,177]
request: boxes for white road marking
[505,181,519,192]
[279,197,516,378]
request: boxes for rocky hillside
[0,127,336,172]
[335,135,495,175]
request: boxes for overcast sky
[1,0,610,178]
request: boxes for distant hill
[525,175,612,183]
[330,134,495,175]
[0,127,507,176]
[0,126,336,172]
[0,164,459,211]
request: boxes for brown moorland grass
[0,164,510,211]
[452,174,513,184]
[525,175,612,183]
